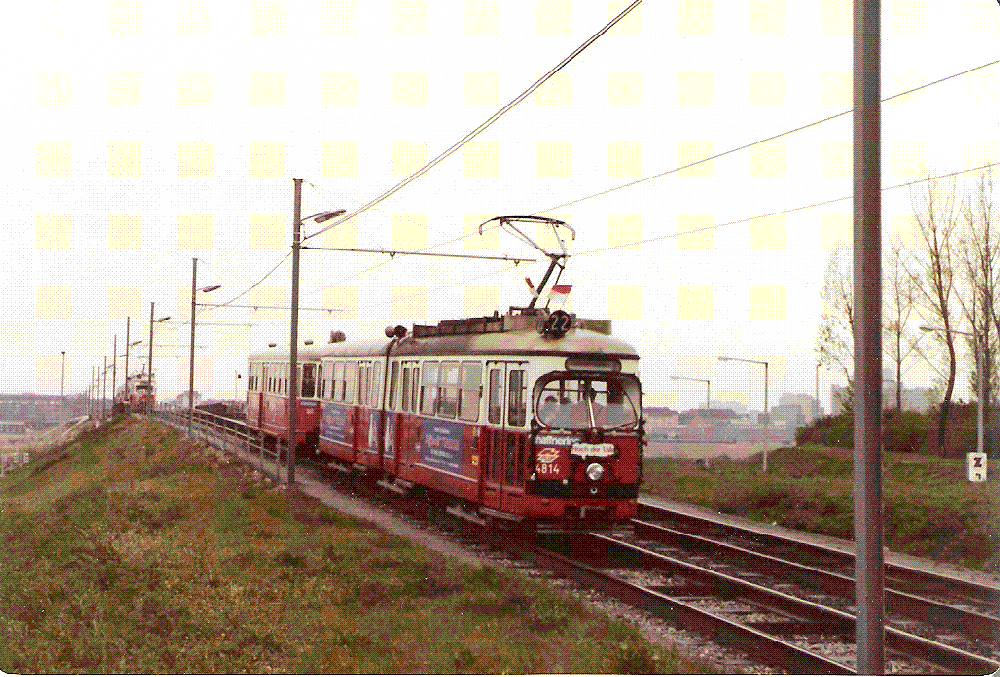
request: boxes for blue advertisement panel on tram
[322,403,349,444]
[421,420,463,474]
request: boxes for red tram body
[246,307,643,532]
[114,373,156,414]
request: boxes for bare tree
[959,169,999,433]
[816,242,854,410]
[883,238,920,412]
[909,178,961,457]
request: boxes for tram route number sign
[966,452,987,482]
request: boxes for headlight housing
[586,462,605,482]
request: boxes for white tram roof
[249,310,639,363]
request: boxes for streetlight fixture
[286,177,345,486]
[188,257,221,436]
[670,375,711,409]
[719,355,770,471]
[920,325,984,457]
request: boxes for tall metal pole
[101,356,107,421]
[815,363,821,421]
[188,257,197,436]
[111,335,117,415]
[148,301,155,379]
[853,0,886,666]
[60,351,65,420]
[124,317,131,396]
[287,178,303,485]
[976,342,984,456]
[762,361,769,473]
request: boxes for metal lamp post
[286,177,345,486]
[719,356,769,471]
[670,375,711,409]
[187,257,221,436]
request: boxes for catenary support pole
[287,178,303,486]
[853,0,886,669]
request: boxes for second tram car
[246,307,643,532]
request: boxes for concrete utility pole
[287,178,304,486]
[853,0,886,669]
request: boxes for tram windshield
[534,372,641,431]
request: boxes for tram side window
[357,362,369,407]
[332,362,344,402]
[389,361,399,410]
[345,361,357,404]
[459,361,482,422]
[317,365,325,399]
[401,366,411,411]
[438,361,460,418]
[420,362,438,415]
[410,367,420,412]
[508,369,526,427]
[488,369,503,425]
[371,363,381,407]
[301,364,316,398]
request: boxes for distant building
[830,374,933,416]
[677,408,740,426]
[772,393,822,424]
[174,391,202,407]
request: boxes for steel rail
[637,500,1000,606]
[632,518,998,645]
[587,532,999,675]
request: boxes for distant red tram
[246,307,643,532]
[114,373,156,415]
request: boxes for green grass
[642,444,999,572]
[1,418,712,674]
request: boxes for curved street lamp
[670,375,711,409]
[719,355,769,471]
[285,178,346,485]
[188,256,221,435]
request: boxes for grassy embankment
[642,444,998,572]
[1,418,712,674]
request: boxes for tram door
[480,361,528,515]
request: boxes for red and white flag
[548,284,572,305]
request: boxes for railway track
[155,411,999,674]
[536,530,997,674]
[635,502,999,645]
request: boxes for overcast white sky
[2,0,997,411]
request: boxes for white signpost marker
[967,452,987,482]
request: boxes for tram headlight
[586,462,605,482]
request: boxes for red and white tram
[247,307,643,532]
[114,373,156,415]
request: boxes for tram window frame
[316,365,324,399]
[488,369,503,425]
[357,362,369,407]
[332,362,345,402]
[410,367,420,412]
[438,361,460,418]
[389,361,399,410]
[401,365,411,411]
[301,364,317,398]
[459,361,482,422]
[507,368,527,427]
[344,361,357,403]
[420,361,438,415]
[371,362,382,407]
